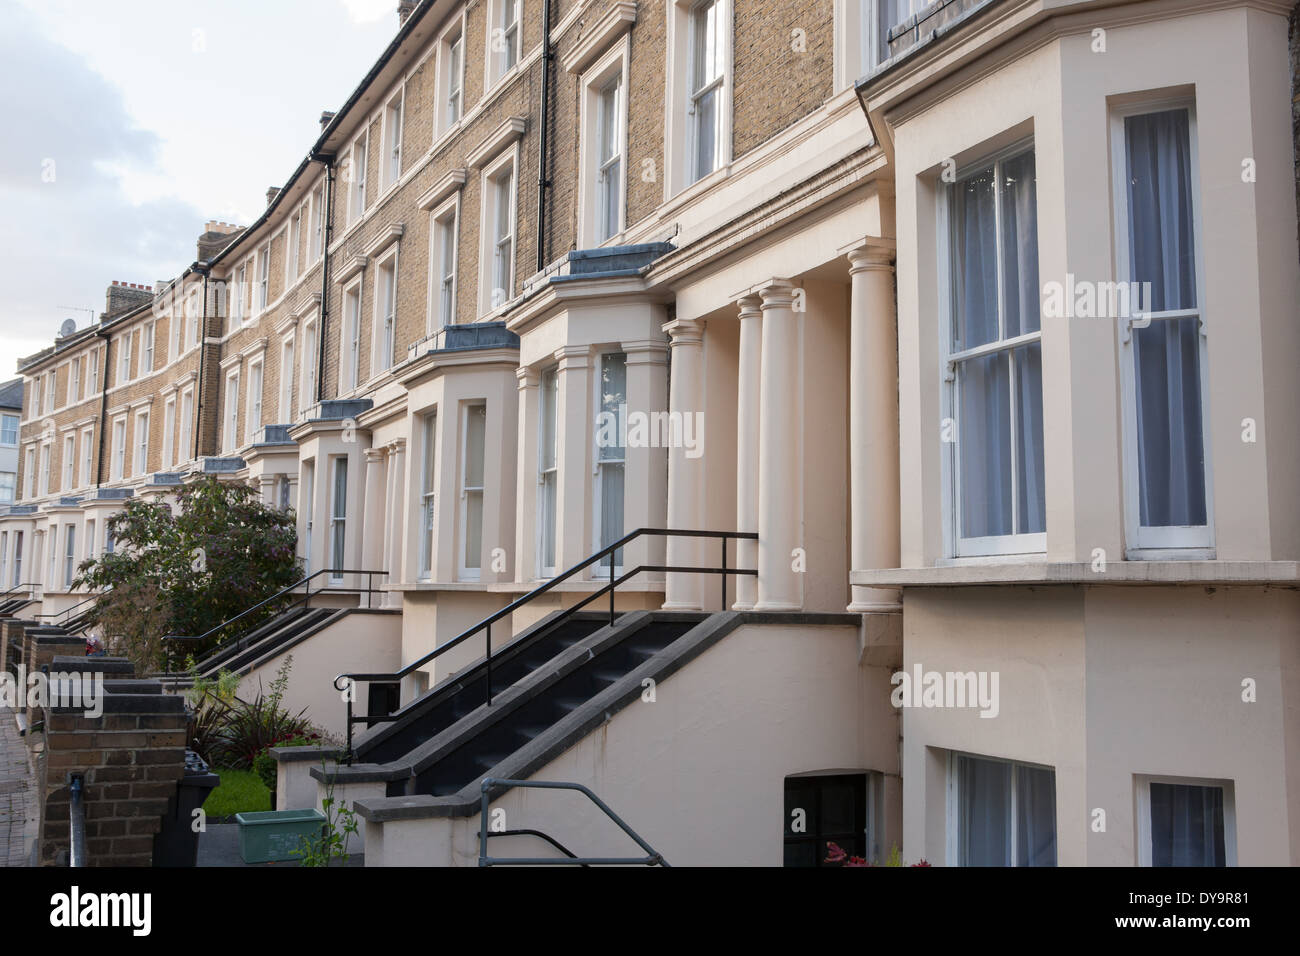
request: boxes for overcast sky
[0,0,404,382]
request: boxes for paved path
[0,705,37,866]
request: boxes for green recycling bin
[234,808,327,864]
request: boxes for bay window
[943,144,1045,556]
[1113,104,1211,552]
[330,457,348,582]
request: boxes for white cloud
[339,0,395,24]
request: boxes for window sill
[851,560,1300,588]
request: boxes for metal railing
[35,591,100,628]
[0,583,40,604]
[163,567,388,673]
[478,778,668,866]
[333,527,756,759]
[68,774,86,867]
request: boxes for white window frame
[1110,98,1214,557]
[835,0,925,91]
[937,138,1047,559]
[428,195,460,333]
[418,409,438,581]
[38,442,50,496]
[1135,775,1236,867]
[382,87,405,191]
[301,315,318,414]
[246,358,264,445]
[224,370,240,454]
[486,0,521,87]
[62,434,74,492]
[329,456,348,583]
[457,401,487,581]
[142,321,155,374]
[341,281,363,393]
[162,396,176,471]
[0,413,18,447]
[579,45,630,247]
[257,243,271,314]
[310,184,326,262]
[479,148,518,316]
[665,0,732,197]
[134,410,149,477]
[110,419,126,483]
[347,134,368,225]
[537,366,559,578]
[945,751,1058,868]
[118,332,132,384]
[179,386,194,465]
[63,523,76,589]
[437,19,466,138]
[88,348,99,395]
[372,250,399,377]
[279,335,295,423]
[70,359,81,403]
[46,369,57,411]
[592,351,628,574]
[23,447,34,499]
[80,426,94,487]
[302,458,315,575]
[287,207,303,286]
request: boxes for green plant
[73,476,300,673]
[824,842,931,867]
[206,659,311,770]
[251,732,318,791]
[293,760,358,867]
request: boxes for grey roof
[0,378,22,410]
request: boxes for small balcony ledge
[851,561,1300,588]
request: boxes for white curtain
[1016,765,1057,866]
[1126,110,1206,528]
[1150,783,1225,866]
[598,354,627,568]
[958,755,1011,866]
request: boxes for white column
[514,366,540,584]
[257,474,276,507]
[662,317,705,610]
[755,280,803,611]
[622,340,670,583]
[733,295,762,609]
[386,438,407,599]
[361,447,386,574]
[846,245,901,612]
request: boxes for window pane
[951,166,999,349]
[540,472,557,571]
[464,492,483,569]
[598,354,627,462]
[1014,343,1046,534]
[599,462,624,567]
[1015,765,1057,866]
[958,755,1011,866]
[464,405,486,488]
[1133,317,1206,527]
[1125,110,1197,312]
[1000,151,1040,336]
[959,352,1012,538]
[694,87,717,179]
[1150,783,1225,867]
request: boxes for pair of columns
[662,242,899,613]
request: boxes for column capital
[662,317,705,346]
[736,294,762,320]
[257,475,276,488]
[516,365,540,389]
[622,338,669,365]
[554,344,591,370]
[363,447,386,464]
[387,437,407,456]
[842,239,896,274]
[757,278,798,312]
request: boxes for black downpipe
[535,0,553,274]
[316,157,335,404]
[93,329,110,489]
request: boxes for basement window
[784,773,872,867]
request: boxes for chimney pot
[319,110,336,131]
[266,186,281,207]
[398,1,416,27]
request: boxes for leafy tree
[75,476,300,673]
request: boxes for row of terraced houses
[2,0,1299,866]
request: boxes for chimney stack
[319,110,336,131]
[266,186,281,207]
[398,1,416,27]
[197,221,245,261]
[104,281,155,319]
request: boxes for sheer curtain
[1150,783,1225,866]
[958,755,1011,866]
[1016,765,1057,866]
[1125,110,1206,528]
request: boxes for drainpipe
[93,328,110,490]
[535,0,553,273]
[191,267,211,462]
[312,155,335,405]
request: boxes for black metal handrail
[334,527,756,759]
[478,778,668,866]
[161,567,388,674]
[485,829,587,865]
[0,583,40,603]
[34,591,100,627]
[69,774,86,867]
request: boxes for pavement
[0,705,38,867]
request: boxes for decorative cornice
[417,169,467,211]
[336,254,370,285]
[362,222,405,258]
[561,2,637,75]
[466,116,527,168]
